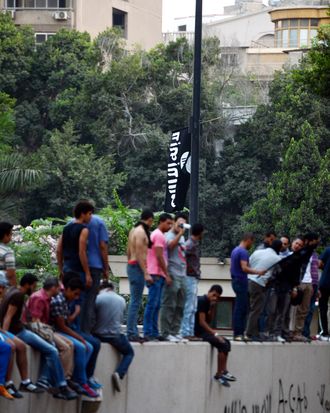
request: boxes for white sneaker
[166,335,180,343]
[318,335,330,342]
[175,335,189,343]
[276,336,286,343]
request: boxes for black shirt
[194,295,210,337]
[0,287,25,334]
[62,222,86,272]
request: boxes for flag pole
[189,0,203,226]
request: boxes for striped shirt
[0,243,15,270]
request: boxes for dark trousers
[80,268,102,333]
[246,281,266,337]
[97,334,134,378]
[319,286,330,336]
[267,288,291,336]
[232,278,249,336]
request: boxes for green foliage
[0,13,35,96]
[24,121,125,221]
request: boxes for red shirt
[23,288,51,324]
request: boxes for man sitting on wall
[195,285,236,388]
[94,280,134,393]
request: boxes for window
[5,0,72,7]
[290,29,298,47]
[275,30,281,47]
[212,299,234,330]
[290,19,298,28]
[178,25,187,32]
[282,19,289,28]
[310,19,319,27]
[221,54,238,67]
[282,30,288,47]
[300,29,308,47]
[113,8,127,38]
[35,32,55,45]
[300,19,309,27]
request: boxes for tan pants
[53,333,74,379]
[294,283,314,334]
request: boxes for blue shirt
[230,246,249,282]
[87,215,109,269]
[319,247,330,289]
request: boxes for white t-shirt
[302,257,312,284]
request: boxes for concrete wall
[1,341,330,413]
[204,9,274,48]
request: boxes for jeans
[80,268,102,333]
[303,284,318,337]
[96,334,134,378]
[17,328,66,388]
[160,274,186,336]
[232,278,249,336]
[127,263,145,338]
[319,286,330,336]
[143,275,165,337]
[180,277,199,337]
[58,333,93,385]
[246,281,266,337]
[0,340,11,385]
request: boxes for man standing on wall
[82,209,109,334]
[126,209,154,342]
[180,223,204,340]
[230,233,266,341]
[143,213,173,340]
[160,212,188,342]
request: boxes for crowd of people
[0,202,330,399]
[230,231,330,344]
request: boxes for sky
[162,0,236,32]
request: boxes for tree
[23,121,125,222]
[0,13,35,97]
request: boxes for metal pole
[189,0,203,226]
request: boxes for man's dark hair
[265,231,277,238]
[158,213,173,223]
[66,277,84,291]
[174,212,188,222]
[281,235,290,243]
[20,273,38,287]
[0,222,13,240]
[73,200,95,218]
[303,232,319,242]
[209,284,223,295]
[242,232,255,242]
[271,239,283,254]
[100,280,114,290]
[62,271,81,288]
[43,277,60,290]
[140,209,154,221]
[192,223,204,236]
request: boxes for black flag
[164,128,191,212]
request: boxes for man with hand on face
[160,212,189,343]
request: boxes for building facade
[1,0,163,49]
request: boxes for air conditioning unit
[1,10,15,19]
[53,11,68,20]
